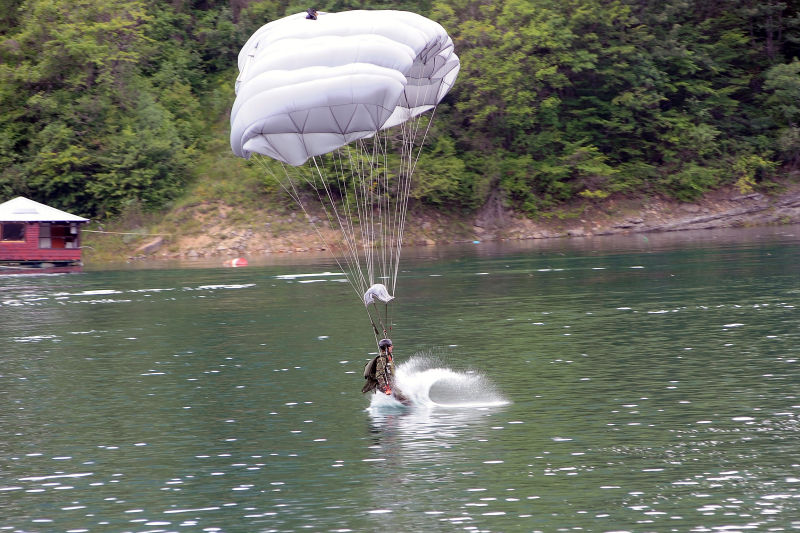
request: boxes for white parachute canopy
[230,10,459,165]
[230,10,458,341]
[363,283,394,307]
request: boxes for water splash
[368,353,508,411]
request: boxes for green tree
[764,59,800,168]
[3,0,800,219]
[0,0,194,216]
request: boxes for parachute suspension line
[366,301,390,340]
[392,83,439,295]
[377,129,395,332]
[305,156,358,288]
[253,155,363,303]
[359,132,395,336]
[341,142,363,288]
[329,147,368,297]
[409,108,438,177]
[334,130,399,335]
[351,139,374,293]
[363,138,378,289]
[378,130,392,289]
[309,158,367,302]
[380,300,391,338]
[331,141,397,341]
[389,75,435,295]
[394,116,413,296]
[375,132,385,286]
[392,114,413,297]
[252,107,437,342]
[364,301,391,344]
[287,153,365,302]
[389,114,425,296]
[351,144,372,295]
[310,153,369,300]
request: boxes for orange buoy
[224,257,249,267]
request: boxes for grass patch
[82,203,169,262]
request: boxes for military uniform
[362,350,392,394]
[362,339,409,404]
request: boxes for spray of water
[367,350,508,411]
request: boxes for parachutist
[231,13,458,407]
[363,338,410,405]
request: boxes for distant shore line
[84,183,800,264]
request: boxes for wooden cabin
[0,197,89,265]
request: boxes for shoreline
[86,182,800,264]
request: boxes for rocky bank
[125,182,800,262]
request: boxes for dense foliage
[1,0,798,218]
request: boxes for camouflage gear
[362,349,393,394]
[362,341,410,404]
[375,351,393,392]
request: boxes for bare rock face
[135,236,164,255]
[474,190,510,230]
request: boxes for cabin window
[39,223,79,249]
[1,222,26,241]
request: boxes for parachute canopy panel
[364,284,394,307]
[230,10,460,166]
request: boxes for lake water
[1,227,799,532]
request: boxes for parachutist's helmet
[378,338,392,349]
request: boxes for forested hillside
[1,0,798,220]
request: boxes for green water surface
[1,227,799,532]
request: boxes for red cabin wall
[0,222,83,263]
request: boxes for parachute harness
[367,302,390,340]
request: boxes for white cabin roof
[0,197,89,222]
